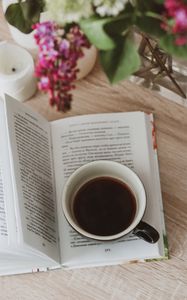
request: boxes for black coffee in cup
[73,176,136,236]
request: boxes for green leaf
[104,15,132,36]
[159,35,187,59]
[21,0,43,21]
[154,0,164,4]
[135,16,165,38]
[5,0,44,34]
[100,35,141,84]
[135,0,164,14]
[80,16,116,50]
[101,2,134,36]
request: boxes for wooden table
[1,6,187,300]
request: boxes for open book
[0,94,168,276]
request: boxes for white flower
[93,0,129,17]
[45,0,93,24]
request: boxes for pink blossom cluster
[163,0,187,45]
[33,22,90,111]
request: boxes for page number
[105,248,111,252]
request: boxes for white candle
[0,42,37,102]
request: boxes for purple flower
[38,76,50,90]
[33,22,90,111]
[59,39,70,58]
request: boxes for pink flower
[176,36,187,45]
[38,76,50,90]
[33,22,90,111]
[59,39,70,58]
[175,8,187,30]
[163,0,187,46]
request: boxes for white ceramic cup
[62,160,159,243]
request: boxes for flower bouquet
[5,0,187,110]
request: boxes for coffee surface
[73,177,136,236]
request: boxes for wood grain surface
[0,5,187,300]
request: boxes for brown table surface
[1,5,187,300]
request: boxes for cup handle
[133,221,160,244]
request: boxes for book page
[51,112,165,267]
[4,95,59,262]
[0,98,19,249]
[0,165,8,243]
